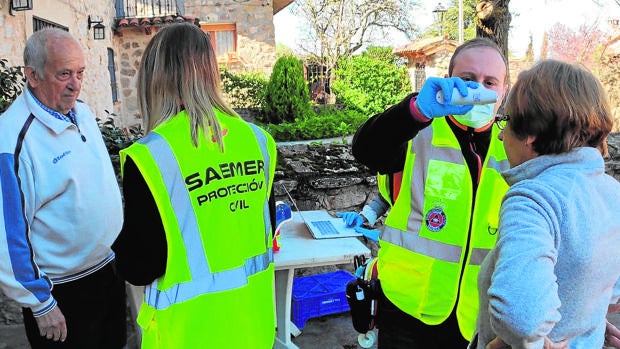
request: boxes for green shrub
[263,55,313,124]
[97,114,144,178]
[220,68,268,111]
[97,115,143,154]
[263,106,366,142]
[0,59,26,114]
[332,46,411,116]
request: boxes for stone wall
[607,133,620,180]
[0,0,116,124]
[0,1,280,130]
[114,1,278,128]
[184,0,277,72]
[274,143,377,212]
[274,133,620,215]
[113,32,153,127]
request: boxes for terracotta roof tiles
[393,36,458,58]
[113,14,199,31]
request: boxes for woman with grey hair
[471,59,620,349]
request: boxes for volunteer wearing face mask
[352,37,510,348]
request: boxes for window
[201,23,237,63]
[107,49,118,103]
[33,17,68,32]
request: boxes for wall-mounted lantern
[88,15,106,40]
[9,0,33,15]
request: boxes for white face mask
[453,103,495,129]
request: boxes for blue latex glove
[416,77,478,119]
[336,211,365,227]
[354,227,380,243]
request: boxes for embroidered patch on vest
[425,207,447,232]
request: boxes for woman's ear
[525,135,539,157]
[525,135,536,147]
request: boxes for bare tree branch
[292,1,419,60]
[289,0,421,101]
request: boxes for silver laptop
[298,210,363,239]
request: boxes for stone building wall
[184,0,277,72]
[0,1,279,130]
[113,0,278,128]
[113,31,157,127]
[0,1,116,123]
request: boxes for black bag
[345,255,379,334]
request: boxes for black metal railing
[115,0,184,18]
[33,16,69,32]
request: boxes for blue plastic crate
[291,270,356,329]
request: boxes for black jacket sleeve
[112,157,167,286]
[352,93,432,174]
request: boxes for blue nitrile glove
[336,211,365,227]
[416,77,478,119]
[354,227,380,243]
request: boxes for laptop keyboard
[312,220,340,235]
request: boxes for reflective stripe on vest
[249,123,275,256]
[139,125,273,310]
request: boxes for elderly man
[0,28,126,348]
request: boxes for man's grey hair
[23,28,76,80]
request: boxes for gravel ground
[3,291,620,349]
[0,292,28,349]
[0,292,22,326]
[2,271,619,349]
[0,290,140,349]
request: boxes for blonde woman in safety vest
[352,37,510,348]
[111,23,277,348]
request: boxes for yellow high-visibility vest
[377,173,392,205]
[378,119,509,340]
[120,109,277,348]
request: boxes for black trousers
[22,261,127,349]
[377,287,469,349]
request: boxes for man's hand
[35,305,67,342]
[336,212,365,227]
[354,227,380,242]
[415,77,477,119]
[486,336,567,349]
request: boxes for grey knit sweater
[472,147,620,349]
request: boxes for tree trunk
[475,0,511,60]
